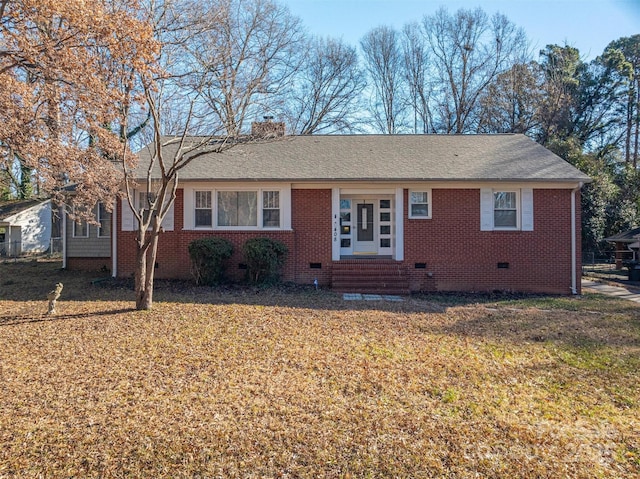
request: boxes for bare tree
[284,36,366,134]
[401,22,434,134]
[120,0,236,310]
[360,26,406,134]
[422,7,527,133]
[124,87,233,310]
[187,0,304,136]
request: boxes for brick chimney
[251,116,285,138]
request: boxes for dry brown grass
[1,260,639,478]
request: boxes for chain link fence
[582,250,633,282]
[0,237,62,261]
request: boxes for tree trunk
[134,240,149,310]
[134,224,161,311]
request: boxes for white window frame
[408,189,431,219]
[262,190,280,228]
[72,219,89,238]
[71,206,89,238]
[493,190,520,230]
[480,187,533,232]
[194,190,213,228]
[138,191,156,226]
[97,203,111,238]
[188,187,286,231]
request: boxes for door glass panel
[380,212,390,222]
[357,203,374,242]
[380,199,390,209]
[380,225,390,235]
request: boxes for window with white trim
[190,189,283,229]
[72,206,89,238]
[409,190,431,219]
[138,192,156,225]
[218,191,258,226]
[98,203,111,238]
[262,191,280,227]
[493,191,518,228]
[73,218,88,238]
[195,191,212,227]
[480,188,533,231]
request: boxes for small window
[195,191,212,227]
[72,206,89,238]
[138,192,156,225]
[73,219,88,238]
[262,191,280,227]
[494,191,518,228]
[409,191,430,219]
[98,203,111,238]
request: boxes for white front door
[353,200,377,254]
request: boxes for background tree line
[1,0,638,306]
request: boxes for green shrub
[242,237,288,284]
[188,237,233,286]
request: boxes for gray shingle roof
[0,199,46,221]
[605,227,640,243]
[133,134,590,183]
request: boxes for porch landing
[331,259,409,295]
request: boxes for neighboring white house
[0,199,53,256]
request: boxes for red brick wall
[110,187,580,294]
[291,189,333,286]
[404,188,581,294]
[66,257,111,273]
[116,189,296,282]
[116,188,334,285]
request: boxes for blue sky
[283,0,639,60]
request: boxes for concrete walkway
[582,278,640,303]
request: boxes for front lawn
[1,261,639,477]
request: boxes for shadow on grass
[0,307,137,327]
[3,259,640,320]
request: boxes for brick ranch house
[63,131,591,295]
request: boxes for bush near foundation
[188,237,233,286]
[242,237,288,284]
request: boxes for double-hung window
[480,188,533,231]
[409,190,431,219]
[72,206,89,238]
[262,191,280,227]
[73,219,88,238]
[493,191,518,228]
[138,192,155,225]
[98,203,111,238]
[195,191,213,227]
